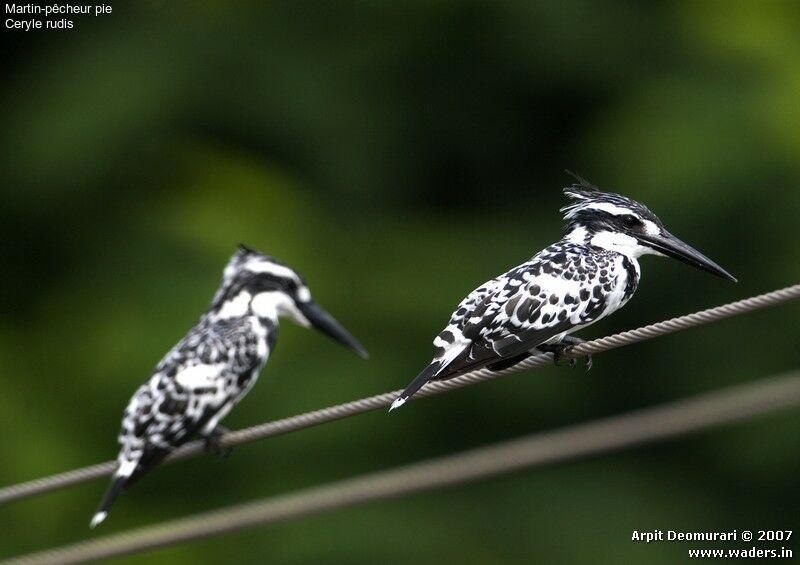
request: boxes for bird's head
[561,176,736,282]
[209,244,368,358]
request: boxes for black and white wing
[392,243,626,409]
[120,317,270,480]
[91,317,270,527]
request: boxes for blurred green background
[1,1,799,562]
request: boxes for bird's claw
[204,426,233,458]
[541,339,592,371]
[550,345,571,367]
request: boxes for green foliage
[1,1,799,562]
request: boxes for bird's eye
[621,214,641,228]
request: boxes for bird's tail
[90,473,127,529]
[90,448,170,528]
[390,361,442,411]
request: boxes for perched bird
[391,177,736,410]
[91,245,367,528]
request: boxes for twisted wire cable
[0,283,798,507]
[5,369,800,565]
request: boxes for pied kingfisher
[91,245,367,528]
[391,176,736,410]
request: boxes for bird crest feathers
[560,171,606,221]
[559,172,654,226]
[562,170,600,202]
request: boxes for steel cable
[5,369,800,565]
[0,283,798,507]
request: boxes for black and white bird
[391,177,736,410]
[91,245,367,528]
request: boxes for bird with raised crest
[90,245,368,528]
[390,176,736,410]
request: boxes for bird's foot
[203,426,233,458]
[539,337,592,371]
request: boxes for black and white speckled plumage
[117,314,275,472]
[431,241,639,368]
[91,246,367,528]
[391,177,735,409]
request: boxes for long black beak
[298,301,369,359]
[638,230,737,282]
